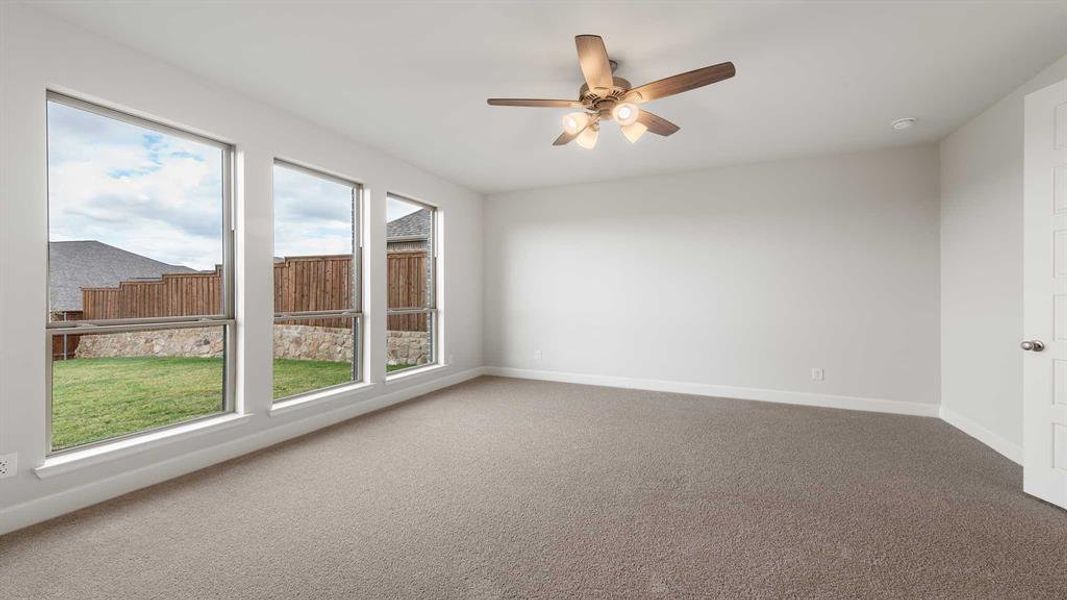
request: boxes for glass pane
[51,325,226,451]
[387,311,434,373]
[387,196,433,310]
[47,99,226,322]
[273,316,358,400]
[273,163,357,313]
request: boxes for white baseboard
[484,366,940,418]
[0,367,486,536]
[939,406,1022,465]
[3,366,1023,536]
[485,367,1025,464]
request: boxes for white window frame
[271,159,365,402]
[44,91,237,456]
[385,193,438,378]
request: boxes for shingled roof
[387,208,431,240]
[49,241,195,312]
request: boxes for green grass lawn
[51,357,414,451]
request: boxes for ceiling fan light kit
[488,34,735,149]
[576,122,600,149]
[563,111,591,135]
[612,102,639,126]
[621,121,648,144]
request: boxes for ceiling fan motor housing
[579,76,632,119]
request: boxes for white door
[1023,77,1067,509]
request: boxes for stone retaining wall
[77,324,429,365]
[273,324,353,362]
[77,327,224,359]
[387,330,431,367]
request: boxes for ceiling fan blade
[575,35,614,91]
[636,110,680,136]
[553,130,579,146]
[626,62,735,103]
[487,98,583,108]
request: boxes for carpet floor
[2,376,1065,599]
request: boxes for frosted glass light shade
[612,103,639,126]
[621,122,648,144]
[576,126,599,149]
[562,112,591,135]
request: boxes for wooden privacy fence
[71,252,428,332]
[82,270,222,320]
[273,255,355,328]
[387,252,428,332]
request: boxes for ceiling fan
[487,35,735,149]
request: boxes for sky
[274,167,423,258]
[48,100,425,270]
[47,101,225,270]
[387,196,422,222]
[273,163,353,258]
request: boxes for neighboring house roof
[387,208,431,240]
[49,241,195,312]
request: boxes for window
[46,92,234,453]
[272,161,362,400]
[386,194,437,375]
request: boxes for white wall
[485,145,941,411]
[939,53,1067,460]
[0,5,483,533]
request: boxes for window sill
[384,362,446,385]
[35,413,253,479]
[269,381,377,417]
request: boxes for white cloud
[273,163,354,258]
[48,101,428,270]
[48,101,224,270]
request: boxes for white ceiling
[32,1,1067,193]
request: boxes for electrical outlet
[811,368,825,382]
[534,349,542,361]
[0,453,17,480]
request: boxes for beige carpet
[2,376,1065,599]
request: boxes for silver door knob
[1020,340,1046,352]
